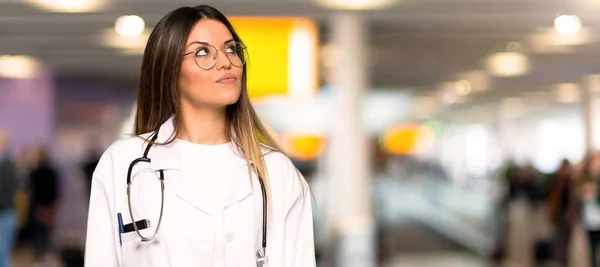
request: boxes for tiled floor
[9,205,593,267]
[11,244,62,267]
[382,200,592,267]
[383,252,484,267]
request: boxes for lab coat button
[225,232,235,242]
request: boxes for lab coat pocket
[119,230,139,243]
[118,204,214,267]
[120,236,167,267]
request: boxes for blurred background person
[579,153,600,267]
[80,140,101,201]
[547,159,577,267]
[0,130,18,267]
[27,147,60,266]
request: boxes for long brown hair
[134,5,284,208]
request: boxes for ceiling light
[115,15,145,37]
[100,28,149,54]
[554,15,582,35]
[585,74,600,92]
[486,52,529,77]
[554,83,581,103]
[313,0,396,10]
[0,55,43,79]
[454,80,472,96]
[438,82,466,105]
[25,0,105,12]
[528,28,592,51]
[506,41,526,54]
[456,70,489,91]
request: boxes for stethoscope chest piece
[255,248,268,267]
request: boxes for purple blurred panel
[0,74,55,154]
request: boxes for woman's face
[179,19,243,109]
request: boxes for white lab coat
[84,117,316,267]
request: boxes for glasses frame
[183,41,248,70]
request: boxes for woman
[84,5,315,267]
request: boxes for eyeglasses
[184,41,248,70]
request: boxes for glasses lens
[225,42,248,67]
[193,45,218,69]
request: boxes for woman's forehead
[186,19,234,46]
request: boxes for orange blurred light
[282,133,326,160]
[381,124,431,155]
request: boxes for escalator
[374,176,497,260]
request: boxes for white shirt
[179,139,236,209]
[84,117,316,267]
[180,140,238,266]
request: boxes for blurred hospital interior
[4,0,600,266]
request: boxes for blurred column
[584,75,600,153]
[325,11,375,267]
[496,101,514,162]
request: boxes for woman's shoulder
[259,145,311,214]
[260,145,309,191]
[260,145,291,169]
[99,132,156,162]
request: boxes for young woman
[84,5,315,267]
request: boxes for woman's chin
[211,95,241,106]
[218,90,242,105]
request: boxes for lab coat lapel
[224,165,253,209]
[174,176,221,216]
[143,116,220,214]
[224,146,254,208]
[149,116,182,172]
[146,117,256,215]
[175,149,253,215]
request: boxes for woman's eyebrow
[187,39,235,48]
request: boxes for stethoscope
[126,131,269,266]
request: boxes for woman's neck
[178,105,228,145]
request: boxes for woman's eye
[195,47,211,57]
[225,45,236,53]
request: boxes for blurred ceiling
[2,0,600,116]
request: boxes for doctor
[84,5,316,267]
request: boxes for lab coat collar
[146,115,272,215]
[148,115,252,171]
[147,116,182,171]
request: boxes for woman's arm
[282,159,316,267]
[84,152,119,267]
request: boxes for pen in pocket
[117,213,124,247]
